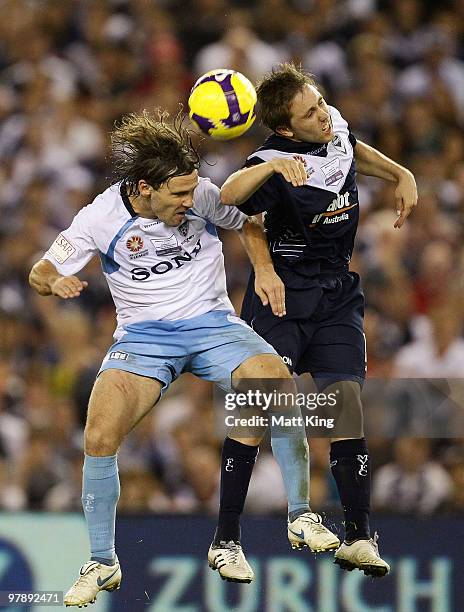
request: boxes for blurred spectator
[373,438,453,514]
[194,9,282,80]
[394,304,464,377]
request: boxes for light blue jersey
[43,177,246,338]
[42,178,277,392]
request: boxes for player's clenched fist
[268,158,308,187]
[51,276,88,299]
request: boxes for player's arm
[29,206,96,298]
[221,158,307,206]
[355,140,418,228]
[239,216,286,317]
[200,180,286,317]
[29,259,88,298]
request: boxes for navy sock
[82,454,120,564]
[214,437,258,544]
[330,439,371,542]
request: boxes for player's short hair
[111,109,200,195]
[256,63,318,132]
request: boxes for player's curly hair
[256,63,318,132]
[111,109,201,195]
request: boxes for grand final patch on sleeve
[48,233,76,264]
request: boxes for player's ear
[276,125,293,138]
[138,179,153,197]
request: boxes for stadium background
[0,0,463,610]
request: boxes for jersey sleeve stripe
[101,217,138,274]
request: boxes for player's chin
[169,213,186,226]
[321,129,333,142]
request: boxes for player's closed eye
[176,187,197,198]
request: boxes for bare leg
[82,370,162,564]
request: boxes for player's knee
[84,424,122,456]
[326,380,364,438]
[234,353,292,380]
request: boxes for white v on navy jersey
[238,105,359,286]
[43,177,247,338]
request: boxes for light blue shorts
[99,310,277,394]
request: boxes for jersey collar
[120,182,138,217]
[257,134,328,157]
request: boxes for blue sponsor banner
[0,514,460,611]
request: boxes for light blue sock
[270,415,310,518]
[82,454,120,565]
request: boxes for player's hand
[394,170,418,228]
[50,276,88,299]
[269,158,308,187]
[254,264,286,317]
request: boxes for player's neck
[129,194,158,219]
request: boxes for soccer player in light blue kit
[29,111,338,607]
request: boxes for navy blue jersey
[237,106,359,288]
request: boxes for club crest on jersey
[178,221,189,237]
[126,236,144,252]
[126,235,149,260]
[332,134,347,154]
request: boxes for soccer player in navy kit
[219,64,418,576]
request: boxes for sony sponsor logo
[130,239,202,280]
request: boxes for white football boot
[288,512,340,552]
[208,541,254,583]
[64,558,121,607]
[334,532,390,577]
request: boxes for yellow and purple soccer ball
[188,69,257,140]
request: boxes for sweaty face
[284,84,333,144]
[150,171,199,226]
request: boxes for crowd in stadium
[1,0,464,518]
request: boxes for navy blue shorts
[241,271,366,388]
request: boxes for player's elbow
[28,269,43,295]
[221,171,245,206]
[28,262,39,290]
[220,184,239,206]
[29,260,51,296]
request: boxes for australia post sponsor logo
[130,239,202,280]
[310,192,357,226]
